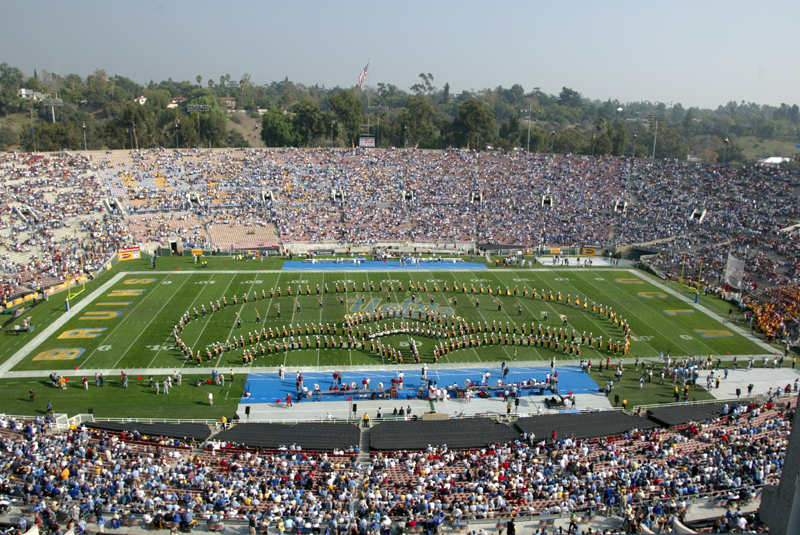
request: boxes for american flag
[358,63,369,87]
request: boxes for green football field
[10,263,767,374]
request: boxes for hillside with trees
[1,62,798,165]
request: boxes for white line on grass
[111,274,193,369]
[82,275,178,369]
[629,270,774,354]
[148,273,221,368]
[450,273,512,362]
[0,272,126,374]
[579,275,698,356]
[314,273,325,369]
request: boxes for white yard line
[112,275,193,369]
[629,270,774,354]
[0,272,127,373]
[215,276,259,368]
[148,273,219,368]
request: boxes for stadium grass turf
[0,375,243,420]
[1,255,772,418]
[588,365,715,409]
[14,260,766,374]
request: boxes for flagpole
[366,58,370,136]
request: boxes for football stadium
[0,148,797,535]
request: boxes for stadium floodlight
[648,114,665,159]
[42,97,63,123]
[187,104,210,148]
[550,130,556,154]
[633,134,637,158]
[82,124,87,151]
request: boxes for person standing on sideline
[208,392,213,406]
[82,377,88,390]
[155,380,160,395]
[163,380,169,395]
[29,389,34,402]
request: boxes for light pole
[632,134,637,158]
[648,114,665,159]
[42,97,63,123]
[550,130,555,154]
[175,121,180,149]
[404,125,407,149]
[526,102,531,153]
[82,124,87,151]
[722,137,729,165]
[187,104,210,148]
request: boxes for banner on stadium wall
[117,247,141,261]
[582,247,602,256]
[724,253,745,289]
[191,249,204,256]
[549,248,562,254]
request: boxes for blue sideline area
[243,366,599,403]
[282,260,489,271]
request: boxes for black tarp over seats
[515,410,659,441]
[370,418,519,451]
[215,422,360,450]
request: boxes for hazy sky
[3,0,798,109]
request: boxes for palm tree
[196,75,202,87]
[208,79,214,89]
[593,117,606,156]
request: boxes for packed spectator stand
[0,391,791,534]
[1,148,798,347]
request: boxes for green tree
[0,63,24,94]
[610,121,627,156]
[452,100,495,149]
[225,129,249,148]
[20,121,82,151]
[405,95,435,147]
[0,126,18,149]
[200,108,228,147]
[261,109,298,147]
[328,90,362,147]
[497,114,521,150]
[558,87,582,108]
[293,97,323,146]
[554,128,588,154]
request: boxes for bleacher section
[85,421,213,441]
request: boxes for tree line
[1,62,799,163]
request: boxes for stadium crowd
[0,393,788,534]
[0,148,798,347]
